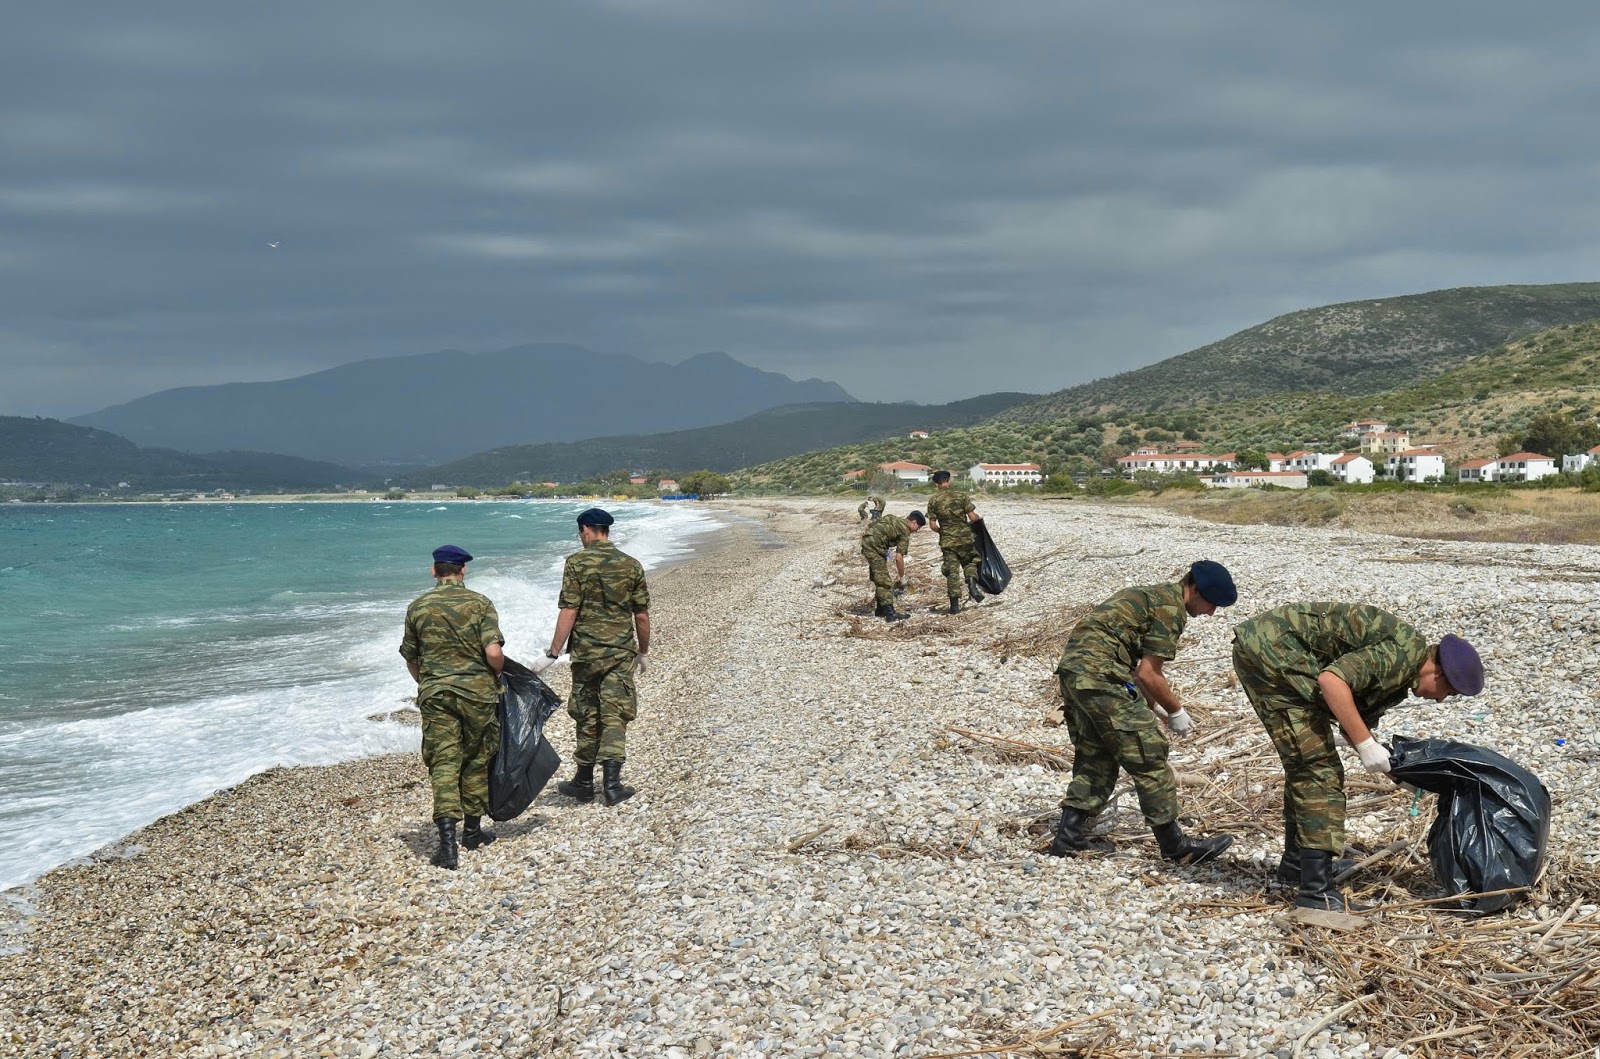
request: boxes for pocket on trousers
[1278,710,1336,770]
[1110,699,1166,765]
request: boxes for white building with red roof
[968,462,1042,486]
[1284,450,1342,473]
[1386,448,1446,482]
[1116,451,1237,474]
[1493,452,1559,482]
[1563,444,1600,474]
[1455,458,1497,484]
[1206,470,1309,490]
[879,460,932,483]
[1341,420,1390,438]
[1330,453,1374,484]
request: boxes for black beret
[576,507,615,527]
[1188,560,1237,607]
[432,544,473,565]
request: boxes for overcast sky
[5,2,1600,417]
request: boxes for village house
[1563,444,1600,474]
[657,479,679,492]
[968,462,1043,486]
[1492,452,1559,482]
[1265,453,1291,471]
[1341,420,1390,438]
[1361,431,1412,455]
[1116,451,1237,474]
[1455,458,1497,484]
[629,476,648,485]
[879,460,932,483]
[1206,470,1309,490]
[841,469,865,482]
[1284,451,1341,473]
[1330,453,1375,484]
[1387,448,1446,482]
[908,430,930,439]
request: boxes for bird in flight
[268,241,280,249]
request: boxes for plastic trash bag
[1388,735,1551,914]
[972,517,1011,596]
[488,657,564,821]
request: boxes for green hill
[401,393,1036,487]
[0,417,358,492]
[736,317,1600,491]
[1000,283,1600,423]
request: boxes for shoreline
[4,497,1598,1057]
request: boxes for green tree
[1515,412,1600,458]
[679,470,732,496]
[456,485,482,499]
[1306,469,1335,487]
[1234,447,1270,470]
[384,487,407,500]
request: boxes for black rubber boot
[1153,820,1233,865]
[601,760,635,806]
[966,576,986,603]
[557,764,596,803]
[431,817,459,870]
[948,597,962,614]
[462,816,496,851]
[1276,846,1356,884]
[877,603,909,623]
[1295,849,1370,912]
[1046,807,1109,857]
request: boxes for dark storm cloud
[4,2,1600,415]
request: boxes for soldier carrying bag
[488,657,564,821]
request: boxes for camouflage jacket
[1233,602,1427,727]
[857,495,886,517]
[559,539,649,665]
[861,513,912,556]
[925,488,976,545]
[400,580,504,704]
[1057,582,1186,685]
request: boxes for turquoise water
[0,499,718,891]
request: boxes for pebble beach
[3,497,1598,1058]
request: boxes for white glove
[1354,737,1391,774]
[529,652,559,675]
[635,652,649,677]
[1166,708,1195,737]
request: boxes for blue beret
[1188,560,1236,607]
[576,507,615,528]
[1437,633,1483,696]
[432,544,473,565]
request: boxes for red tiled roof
[1457,458,1495,469]
[1330,454,1367,465]
[976,463,1041,470]
[1498,452,1554,462]
[879,461,931,471]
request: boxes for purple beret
[1438,633,1483,697]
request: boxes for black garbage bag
[971,517,1011,596]
[1388,735,1551,914]
[488,657,564,822]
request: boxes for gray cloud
[4,2,1600,417]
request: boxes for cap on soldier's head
[432,544,473,565]
[908,510,927,525]
[931,470,952,484]
[576,507,615,528]
[1437,634,1483,696]
[1188,560,1236,607]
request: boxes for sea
[0,499,721,893]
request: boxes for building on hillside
[657,479,679,492]
[1265,453,1291,472]
[1456,458,1497,484]
[1173,440,1205,452]
[841,469,865,482]
[629,476,648,485]
[1330,453,1374,484]
[1387,448,1446,482]
[908,430,930,439]
[1564,444,1600,473]
[969,462,1043,486]
[1360,431,1412,455]
[1206,470,1310,490]
[1493,452,1559,482]
[1284,451,1341,473]
[878,460,932,483]
[1116,451,1237,474]
[1341,420,1390,438]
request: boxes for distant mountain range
[0,417,355,492]
[71,346,853,468]
[404,393,1037,486]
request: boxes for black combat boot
[966,576,986,604]
[431,817,459,870]
[1045,807,1113,857]
[948,597,962,614]
[1153,820,1233,865]
[557,764,596,803]
[462,816,496,851]
[876,603,909,623]
[1295,849,1370,912]
[601,760,635,806]
[1276,841,1355,884]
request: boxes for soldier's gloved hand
[1166,708,1195,737]
[635,652,649,677]
[1354,737,1392,774]
[529,651,559,675]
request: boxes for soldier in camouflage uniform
[400,544,506,870]
[540,508,651,806]
[857,495,886,521]
[926,470,985,614]
[860,510,925,622]
[1046,561,1238,866]
[1232,603,1483,911]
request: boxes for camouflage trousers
[1233,643,1347,854]
[569,656,638,766]
[1059,674,1179,827]
[419,690,500,822]
[939,541,980,599]
[861,545,896,608]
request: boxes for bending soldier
[926,470,983,614]
[400,544,506,870]
[857,495,886,521]
[1048,561,1238,866]
[537,508,651,806]
[1232,603,1482,911]
[860,510,925,622]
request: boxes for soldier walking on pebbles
[860,509,924,622]
[1047,561,1238,866]
[535,508,651,806]
[400,544,506,870]
[857,495,886,521]
[925,470,984,614]
[1232,603,1483,912]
